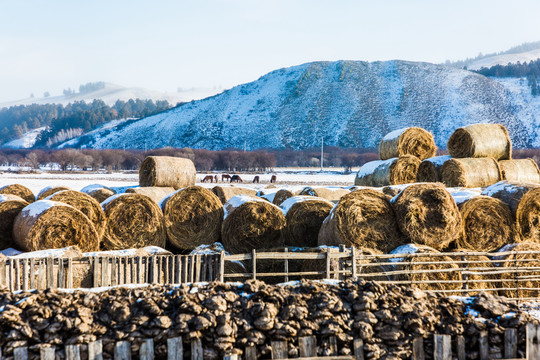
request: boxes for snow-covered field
[0,168,358,195]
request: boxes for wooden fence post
[67,258,73,288]
[479,331,489,360]
[140,339,154,360]
[167,337,183,360]
[325,251,331,279]
[114,341,131,360]
[353,338,364,360]
[271,340,288,359]
[413,337,425,360]
[22,258,28,291]
[244,345,257,360]
[13,347,28,360]
[527,323,540,360]
[252,249,257,280]
[219,251,225,282]
[191,338,203,360]
[456,335,466,360]
[433,334,451,360]
[88,340,103,360]
[40,346,55,360]
[65,344,81,360]
[298,336,316,357]
[93,257,100,288]
[283,248,289,282]
[46,257,54,288]
[0,260,6,290]
[504,328,517,359]
[351,246,357,280]
[223,355,238,360]
[328,336,337,355]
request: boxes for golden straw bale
[212,186,258,204]
[221,195,286,254]
[126,187,175,205]
[456,196,514,252]
[355,155,421,187]
[416,155,452,183]
[161,186,224,251]
[452,248,495,294]
[272,189,296,206]
[0,184,35,203]
[392,183,461,250]
[318,189,404,253]
[13,201,99,252]
[101,194,166,250]
[0,195,28,249]
[379,127,437,161]
[37,186,70,200]
[81,184,116,203]
[498,242,540,298]
[280,196,333,248]
[139,156,196,189]
[499,159,540,184]
[45,190,107,240]
[297,187,350,203]
[441,157,502,188]
[447,123,511,160]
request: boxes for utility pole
[244,140,247,153]
[320,136,324,172]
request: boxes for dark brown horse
[201,175,214,183]
[253,175,260,183]
[270,175,277,183]
[230,175,243,183]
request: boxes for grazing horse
[222,174,231,182]
[253,175,260,183]
[230,175,243,183]
[270,175,277,183]
[201,175,214,183]
[214,175,218,183]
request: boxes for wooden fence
[3,247,540,299]
[3,323,539,359]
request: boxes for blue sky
[1,0,540,101]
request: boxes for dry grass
[37,186,70,200]
[441,157,501,187]
[355,155,421,187]
[282,196,333,247]
[0,184,35,203]
[139,156,196,189]
[212,186,258,204]
[126,187,175,205]
[447,123,511,160]
[379,127,436,160]
[499,159,540,183]
[0,195,28,249]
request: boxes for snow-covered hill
[0,83,219,108]
[57,60,540,151]
[467,48,540,70]
[2,127,47,149]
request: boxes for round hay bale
[447,123,512,160]
[139,156,196,189]
[221,195,286,254]
[0,195,29,250]
[392,183,461,251]
[81,184,116,203]
[355,156,421,187]
[452,248,495,294]
[483,182,540,242]
[101,194,166,250]
[318,189,404,253]
[297,187,350,203]
[45,190,107,240]
[379,127,437,161]
[13,200,99,252]
[381,184,412,198]
[0,184,35,203]
[126,186,175,205]
[498,242,540,298]
[499,159,540,183]
[190,242,245,274]
[272,189,296,206]
[161,186,224,251]
[387,244,461,292]
[456,196,514,252]
[37,186,70,201]
[212,186,258,204]
[441,157,502,188]
[280,196,333,247]
[416,155,452,183]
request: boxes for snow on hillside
[467,48,540,70]
[56,60,537,151]
[2,127,47,149]
[0,83,219,108]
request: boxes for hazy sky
[1,0,540,102]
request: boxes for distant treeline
[0,99,173,146]
[0,146,379,172]
[474,59,540,95]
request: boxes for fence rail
[3,247,540,299]
[3,323,539,359]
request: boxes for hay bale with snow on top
[416,155,452,183]
[318,189,404,253]
[441,157,501,188]
[355,156,421,187]
[126,186,175,205]
[392,183,461,251]
[456,196,515,252]
[101,193,166,250]
[498,242,540,297]
[499,159,540,183]
[297,187,350,203]
[221,195,286,254]
[45,190,107,240]
[0,184,35,203]
[447,123,511,160]
[37,186,70,201]
[272,189,297,206]
[0,195,28,250]
[13,201,99,252]
[212,186,258,205]
[139,156,196,189]
[81,184,116,203]
[161,186,224,251]
[379,127,437,161]
[280,196,333,248]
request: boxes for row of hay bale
[356,123,540,188]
